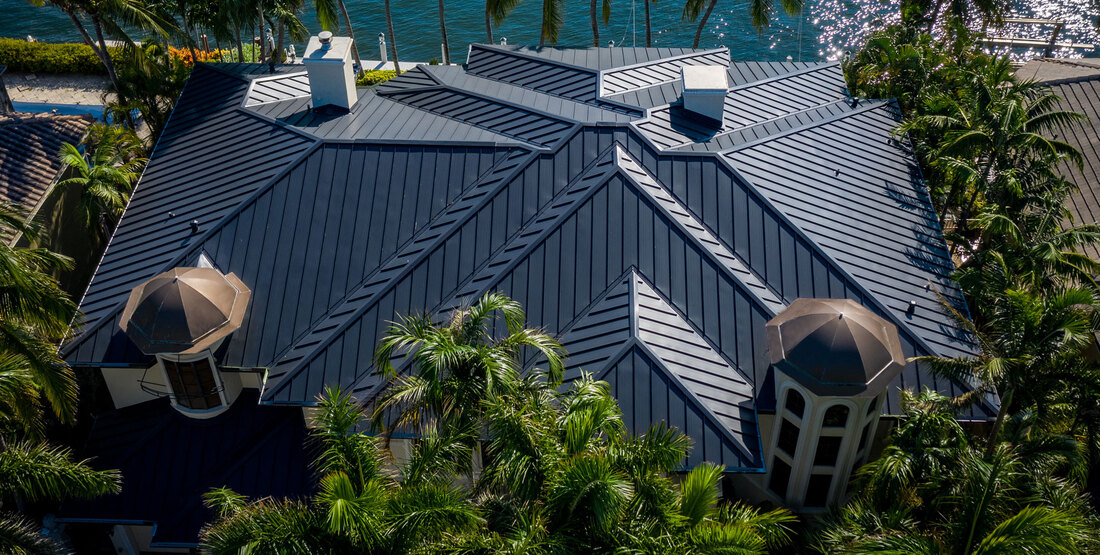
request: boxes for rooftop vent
[303,31,357,111]
[680,65,728,125]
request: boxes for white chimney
[680,65,728,124]
[303,31,357,110]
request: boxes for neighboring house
[1016,57,1100,258]
[0,65,94,245]
[59,36,984,552]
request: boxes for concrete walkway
[5,73,113,106]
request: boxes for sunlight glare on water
[2,0,1097,63]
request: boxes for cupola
[760,298,905,510]
[119,267,251,415]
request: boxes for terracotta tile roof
[0,111,94,219]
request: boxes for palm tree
[373,292,564,440]
[467,372,797,552]
[200,387,482,553]
[484,0,522,44]
[0,206,77,434]
[0,441,121,553]
[899,59,1085,245]
[918,276,1099,457]
[437,0,450,64]
[313,0,364,73]
[30,0,174,91]
[814,389,1100,554]
[57,126,146,238]
[384,0,400,72]
[682,0,804,48]
[538,0,564,47]
[589,0,611,47]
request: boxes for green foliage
[356,69,399,87]
[203,296,796,553]
[57,125,146,238]
[106,39,191,145]
[0,38,116,75]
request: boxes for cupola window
[813,436,842,466]
[784,389,806,418]
[823,405,849,427]
[161,355,223,410]
[777,419,800,456]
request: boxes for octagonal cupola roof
[119,267,251,355]
[765,298,906,398]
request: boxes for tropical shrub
[0,38,119,75]
[356,70,399,87]
[203,294,796,553]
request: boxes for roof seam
[62,139,323,358]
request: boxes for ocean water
[2,0,1097,63]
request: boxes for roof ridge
[717,151,954,360]
[721,98,889,154]
[468,43,600,74]
[62,139,323,358]
[257,148,536,396]
[629,339,761,470]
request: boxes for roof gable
[68,49,976,422]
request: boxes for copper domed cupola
[119,267,251,355]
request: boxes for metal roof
[1016,59,1100,259]
[57,390,311,548]
[66,48,983,482]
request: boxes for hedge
[0,38,117,75]
[356,70,398,87]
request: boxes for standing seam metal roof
[67,51,982,476]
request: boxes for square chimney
[303,32,357,111]
[680,66,728,125]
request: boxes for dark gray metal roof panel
[636,63,849,150]
[727,61,824,86]
[422,66,638,124]
[600,49,730,96]
[378,87,576,148]
[246,90,525,145]
[726,102,971,358]
[480,44,714,70]
[1043,75,1100,259]
[66,66,315,360]
[245,72,311,106]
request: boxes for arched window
[162,355,223,410]
[823,405,849,428]
[784,389,806,418]
[777,419,800,456]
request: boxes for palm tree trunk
[590,0,599,46]
[257,7,266,63]
[985,388,1011,458]
[275,20,286,63]
[439,0,451,64]
[485,4,494,43]
[236,26,244,63]
[692,0,718,48]
[65,10,120,90]
[179,8,198,62]
[645,0,652,46]
[927,0,943,33]
[336,0,364,75]
[384,0,401,72]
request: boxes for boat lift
[985,18,1096,58]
